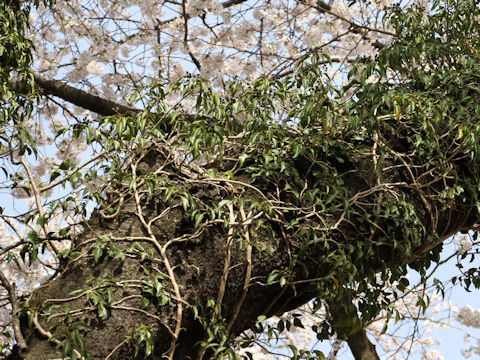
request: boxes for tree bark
[32,73,140,116]
[346,329,380,360]
[6,140,477,360]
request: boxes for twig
[39,150,108,192]
[131,162,183,360]
[214,203,236,317]
[30,311,85,359]
[312,0,396,36]
[196,203,236,359]
[20,157,61,255]
[181,0,202,71]
[227,206,252,332]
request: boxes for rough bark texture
[345,329,381,360]
[19,163,316,359]
[6,142,477,360]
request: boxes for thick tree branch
[345,329,381,360]
[328,299,381,360]
[32,73,140,116]
[10,138,478,360]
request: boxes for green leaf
[97,303,108,318]
[92,247,103,262]
[257,315,267,322]
[266,270,279,284]
[141,297,150,309]
[36,216,47,228]
[194,212,205,228]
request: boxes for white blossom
[455,305,480,328]
[86,60,104,75]
[456,234,473,251]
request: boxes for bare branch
[0,270,27,352]
[302,0,397,37]
[32,73,140,116]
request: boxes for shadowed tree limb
[345,328,381,360]
[327,300,381,360]
[32,73,140,116]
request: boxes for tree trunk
[8,142,479,360]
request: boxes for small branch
[196,203,236,359]
[156,0,250,27]
[0,217,26,255]
[327,338,344,360]
[305,0,397,37]
[105,339,128,360]
[98,194,124,220]
[130,162,183,360]
[0,270,27,352]
[30,311,85,359]
[227,206,252,332]
[20,156,61,255]
[221,0,250,7]
[467,83,480,94]
[214,203,236,316]
[39,150,109,192]
[181,0,202,71]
